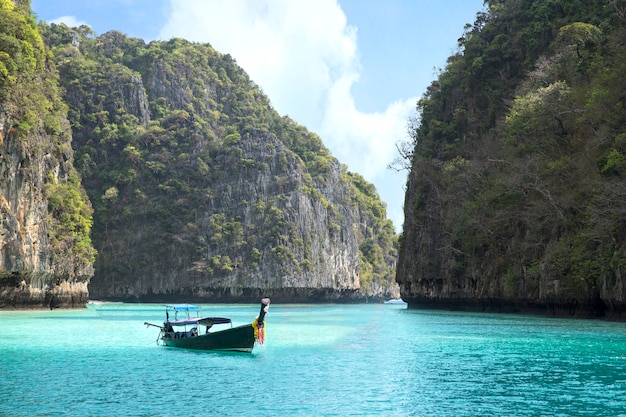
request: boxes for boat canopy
[198,317,232,326]
[169,316,232,327]
[164,304,201,312]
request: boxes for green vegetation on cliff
[37,23,397,300]
[398,0,626,315]
[0,0,94,275]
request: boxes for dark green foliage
[399,0,626,308]
[45,169,95,265]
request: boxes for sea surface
[1,302,626,416]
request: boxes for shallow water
[1,303,626,416]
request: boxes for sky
[31,0,486,233]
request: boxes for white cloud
[160,0,356,129]
[160,0,416,231]
[321,75,414,178]
[49,15,88,27]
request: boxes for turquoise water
[1,303,626,416]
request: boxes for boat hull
[161,324,256,352]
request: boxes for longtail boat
[144,298,270,352]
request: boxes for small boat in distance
[383,298,407,309]
[383,298,407,305]
[144,298,270,353]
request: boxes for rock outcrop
[397,0,626,319]
[42,27,398,303]
[1,6,398,308]
[0,1,94,309]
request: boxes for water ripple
[1,305,626,416]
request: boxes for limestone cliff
[41,27,398,302]
[397,1,626,318]
[0,1,94,309]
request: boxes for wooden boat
[144,298,270,352]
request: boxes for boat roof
[164,304,201,312]
[169,317,232,326]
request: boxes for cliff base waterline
[0,272,89,310]
[404,296,626,321]
[90,286,384,304]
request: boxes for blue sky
[31,0,485,232]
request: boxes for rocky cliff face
[0,112,90,309]
[397,1,626,318]
[0,1,94,309]
[87,129,364,302]
[42,28,398,303]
